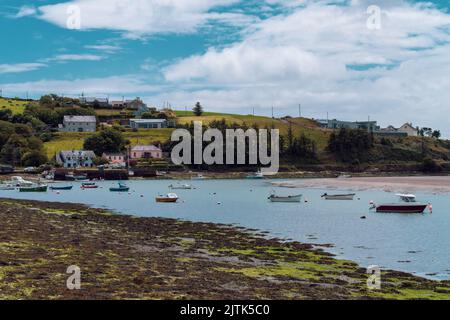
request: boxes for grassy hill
[0,97,28,115]
[176,111,330,150]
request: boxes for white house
[60,116,97,132]
[56,150,96,168]
[397,123,418,137]
[129,119,168,129]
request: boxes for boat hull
[50,186,73,191]
[156,197,178,203]
[323,194,355,200]
[110,187,130,192]
[376,204,428,213]
[19,186,48,192]
[269,195,302,203]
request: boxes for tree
[83,128,127,156]
[193,102,204,116]
[432,130,441,140]
[21,150,48,167]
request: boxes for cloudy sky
[1,0,450,134]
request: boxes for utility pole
[271,106,274,119]
[299,104,302,118]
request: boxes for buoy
[140,195,144,198]
[361,216,366,219]
[56,191,60,195]
[369,200,374,205]
[428,203,433,214]
[217,202,222,205]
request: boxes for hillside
[0,97,28,115]
[44,129,174,158]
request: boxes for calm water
[2,179,450,280]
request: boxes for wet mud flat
[0,198,449,300]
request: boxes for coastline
[1,198,449,300]
[272,176,450,193]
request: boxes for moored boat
[19,184,48,192]
[169,184,193,190]
[268,194,302,203]
[321,193,356,200]
[375,203,428,214]
[156,193,179,203]
[191,174,205,180]
[246,171,264,179]
[81,182,98,189]
[50,185,73,191]
[109,183,130,192]
[0,184,15,191]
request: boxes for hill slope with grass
[0,97,28,115]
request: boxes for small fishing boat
[268,194,302,203]
[9,176,34,187]
[50,185,73,191]
[81,182,98,189]
[246,171,264,179]
[156,193,179,203]
[373,194,428,213]
[375,203,428,214]
[169,184,193,190]
[19,184,48,192]
[74,174,88,181]
[321,193,356,200]
[191,174,205,180]
[0,184,15,191]
[109,183,130,192]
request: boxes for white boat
[321,193,356,200]
[246,171,264,179]
[8,176,34,187]
[191,174,206,180]
[0,184,15,191]
[396,194,416,203]
[268,194,302,203]
[169,184,193,190]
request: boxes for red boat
[376,203,428,213]
[81,182,98,189]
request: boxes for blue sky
[1,0,450,134]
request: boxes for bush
[422,157,442,173]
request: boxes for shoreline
[1,198,449,299]
[272,175,450,194]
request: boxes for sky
[0,0,450,134]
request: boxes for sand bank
[273,175,450,193]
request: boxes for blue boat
[109,183,130,192]
[50,185,73,191]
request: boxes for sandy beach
[273,175,450,193]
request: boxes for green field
[44,129,174,158]
[175,111,330,150]
[0,98,28,115]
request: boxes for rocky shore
[0,198,449,300]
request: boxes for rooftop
[131,145,161,152]
[129,119,166,123]
[64,115,97,123]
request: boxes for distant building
[56,150,96,168]
[397,123,418,137]
[377,123,418,137]
[317,119,380,132]
[102,153,126,167]
[129,119,169,129]
[59,115,97,132]
[80,97,109,107]
[110,101,127,109]
[130,145,162,160]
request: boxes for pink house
[102,153,126,166]
[130,145,162,159]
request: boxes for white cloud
[30,0,243,36]
[1,75,159,95]
[0,63,46,74]
[47,54,105,62]
[15,5,37,18]
[161,1,450,134]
